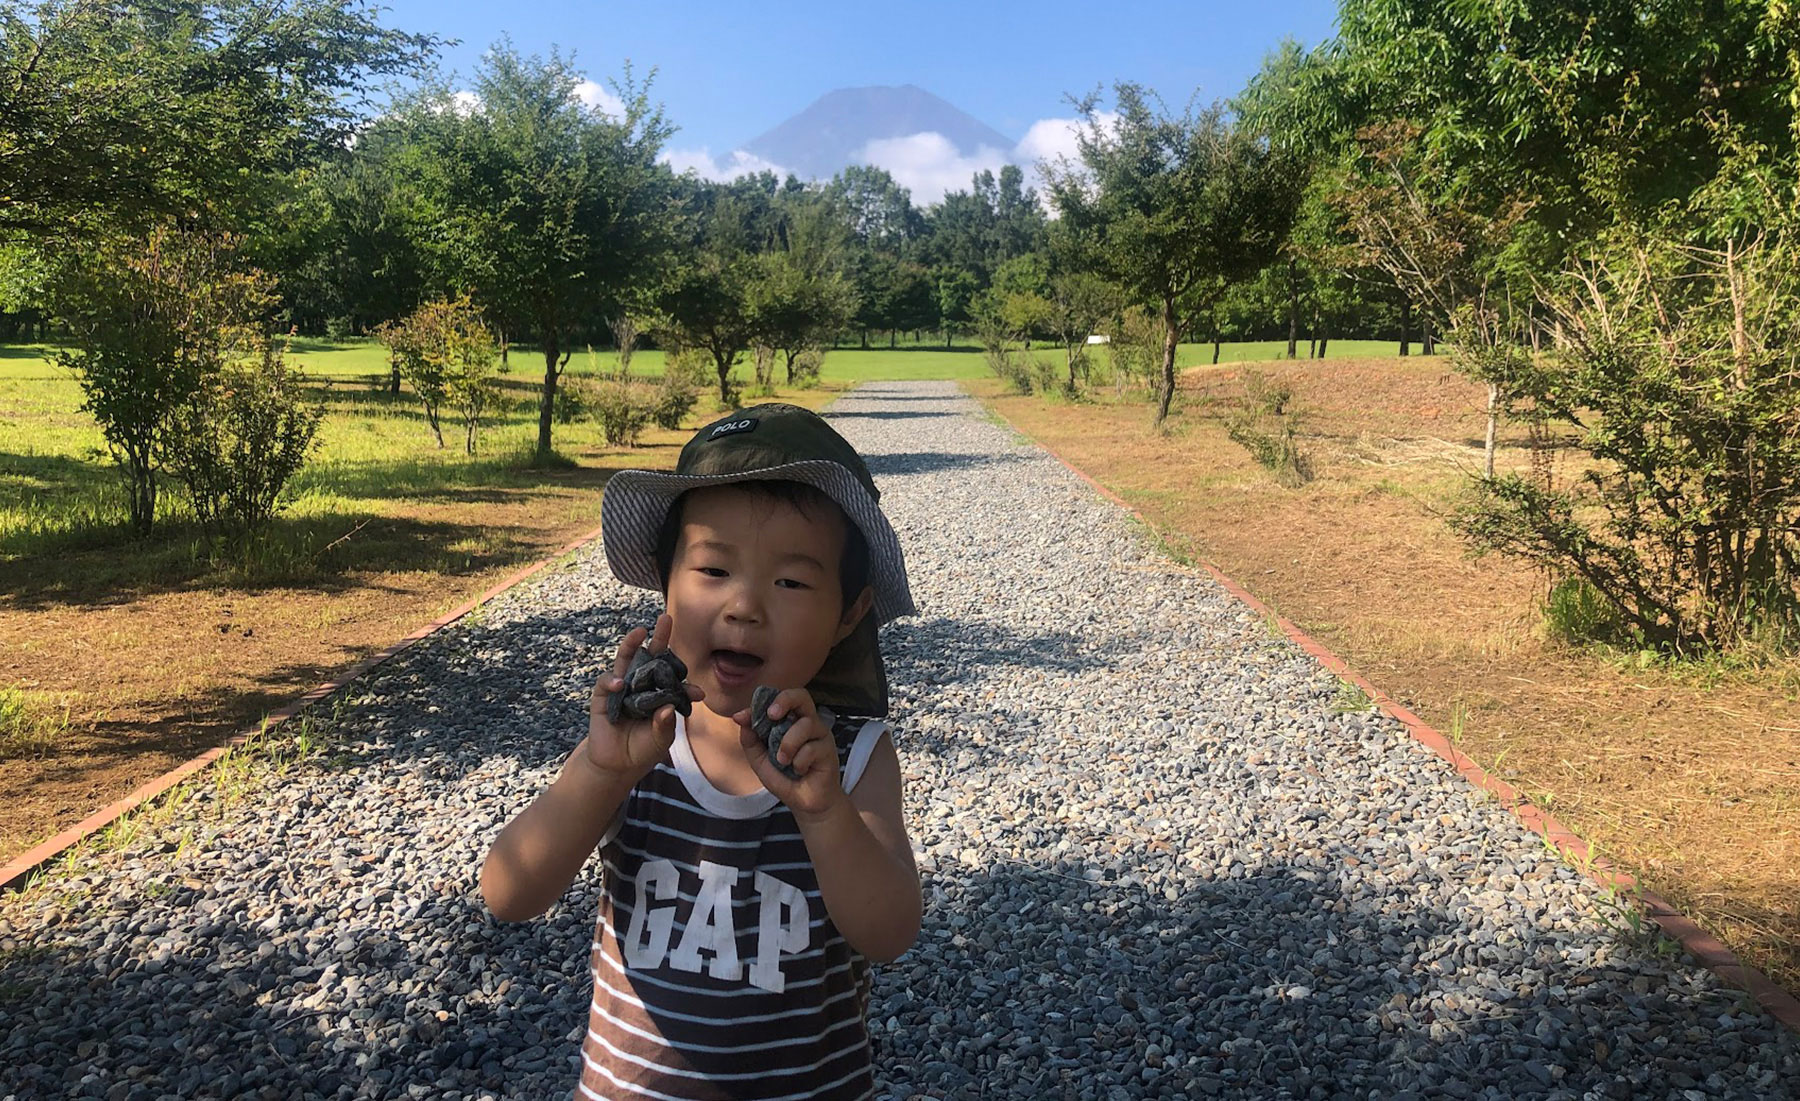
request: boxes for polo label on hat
[707,417,758,441]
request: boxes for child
[480,403,922,1100]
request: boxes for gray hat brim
[601,459,917,625]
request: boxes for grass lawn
[970,357,1800,997]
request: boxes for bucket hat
[601,403,915,716]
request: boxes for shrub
[594,381,652,446]
[789,346,825,388]
[376,296,497,451]
[1541,576,1627,646]
[50,225,275,535]
[555,376,593,423]
[1450,202,1800,652]
[161,339,325,549]
[1105,307,1163,396]
[1031,354,1060,396]
[650,372,699,430]
[1224,370,1311,487]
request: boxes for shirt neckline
[671,713,780,819]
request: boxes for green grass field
[0,333,1410,577]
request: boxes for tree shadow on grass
[0,506,589,611]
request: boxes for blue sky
[377,1,1340,199]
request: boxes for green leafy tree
[932,267,977,348]
[162,339,325,552]
[0,0,435,236]
[409,45,679,460]
[376,296,498,452]
[1046,84,1302,423]
[50,227,276,535]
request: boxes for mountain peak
[741,85,1014,181]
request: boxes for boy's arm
[481,617,691,923]
[792,733,921,963]
[478,743,635,922]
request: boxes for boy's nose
[723,586,764,624]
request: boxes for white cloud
[856,132,1012,205]
[450,89,480,118]
[662,147,788,182]
[573,79,624,119]
[1013,111,1122,168]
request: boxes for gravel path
[3,380,1796,1101]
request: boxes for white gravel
[2,380,1795,1101]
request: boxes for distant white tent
[1085,334,1111,345]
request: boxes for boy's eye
[775,578,811,590]
[697,567,728,578]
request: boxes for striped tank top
[578,709,888,1100]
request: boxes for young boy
[480,404,921,1100]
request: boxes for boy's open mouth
[710,648,764,684]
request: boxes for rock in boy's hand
[735,688,842,819]
[586,614,701,782]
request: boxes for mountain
[741,84,1014,181]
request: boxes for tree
[377,296,499,453]
[932,267,977,348]
[661,181,764,404]
[409,45,679,461]
[0,0,436,236]
[1046,84,1302,423]
[50,227,277,535]
[1045,272,1119,392]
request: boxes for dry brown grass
[0,387,845,867]
[971,356,1800,993]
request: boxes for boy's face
[664,486,872,718]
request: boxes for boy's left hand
[734,688,843,820]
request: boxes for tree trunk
[860,328,868,349]
[1483,383,1499,479]
[1286,260,1299,359]
[716,355,734,403]
[500,328,509,365]
[1212,331,1221,365]
[944,327,952,350]
[1155,298,1178,425]
[1318,327,1330,359]
[784,347,798,384]
[389,352,401,396]
[536,339,561,459]
[1067,343,1079,393]
[888,329,896,349]
[1398,300,1411,356]
[127,447,156,537]
[1308,336,1317,359]
[1422,311,1436,355]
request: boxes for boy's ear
[834,585,875,644]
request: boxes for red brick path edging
[0,521,606,895]
[1028,433,1800,1036]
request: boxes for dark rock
[751,685,800,779]
[606,647,692,723]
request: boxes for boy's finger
[776,721,822,766]
[766,688,816,722]
[685,681,706,703]
[648,613,673,654]
[788,739,825,776]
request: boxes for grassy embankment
[971,345,1800,997]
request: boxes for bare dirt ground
[0,467,616,865]
[972,355,1800,993]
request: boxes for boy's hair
[652,479,872,612]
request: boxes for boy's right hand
[584,613,701,782]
